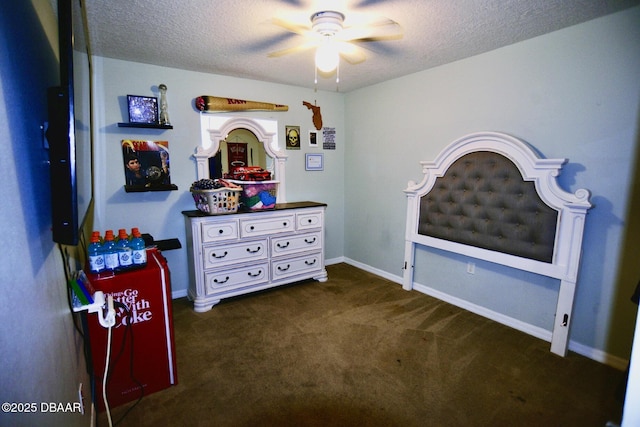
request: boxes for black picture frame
[127,95,158,124]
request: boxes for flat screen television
[47,0,93,246]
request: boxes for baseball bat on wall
[195,95,289,112]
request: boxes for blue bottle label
[89,254,104,272]
[104,252,119,270]
[132,248,147,265]
[118,249,133,267]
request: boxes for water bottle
[130,227,147,268]
[116,229,133,270]
[103,230,119,272]
[88,231,105,273]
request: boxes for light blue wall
[344,7,640,360]
[91,58,346,297]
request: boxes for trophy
[158,83,170,126]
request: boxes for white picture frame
[305,153,323,171]
[309,131,318,147]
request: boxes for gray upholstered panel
[418,151,557,263]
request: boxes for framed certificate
[305,153,324,171]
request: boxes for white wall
[0,1,91,426]
[91,58,346,297]
[344,7,640,362]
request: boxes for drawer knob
[307,219,312,223]
[214,276,230,284]
[212,251,228,259]
[283,222,288,227]
[218,229,224,234]
[250,225,255,230]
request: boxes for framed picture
[305,153,324,171]
[285,125,301,150]
[127,95,158,124]
[309,131,318,147]
[122,140,171,189]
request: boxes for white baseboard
[342,258,628,370]
[341,257,401,283]
[325,256,345,266]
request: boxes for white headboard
[402,131,592,356]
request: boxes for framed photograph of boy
[122,140,172,190]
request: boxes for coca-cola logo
[108,288,153,327]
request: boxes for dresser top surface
[182,201,327,218]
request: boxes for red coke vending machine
[85,248,178,411]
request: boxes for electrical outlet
[467,262,475,274]
[78,382,85,415]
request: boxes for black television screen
[47,0,93,246]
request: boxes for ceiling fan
[268,10,403,76]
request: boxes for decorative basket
[228,180,279,210]
[191,185,242,215]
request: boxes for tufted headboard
[402,132,591,356]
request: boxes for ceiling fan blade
[336,42,366,64]
[270,17,312,36]
[338,18,403,42]
[267,40,319,58]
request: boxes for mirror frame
[195,115,287,202]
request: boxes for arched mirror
[195,115,287,202]
[212,128,269,177]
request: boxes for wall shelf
[118,122,173,129]
[124,184,178,193]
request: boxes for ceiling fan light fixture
[269,8,399,89]
[315,40,340,73]
[311,11,345,36]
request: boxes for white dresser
[183,202,328,312]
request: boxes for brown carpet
[100,263,625,426]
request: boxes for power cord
[103,314,114,427]
[107,301,145,426]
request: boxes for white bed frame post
[553,280,577,356]
[402,192,419,291]
[551,206,589,356]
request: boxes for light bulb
[315,41,339,73]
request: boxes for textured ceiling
[83,0,639,92]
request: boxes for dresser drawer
[201,220,239,243]
[271,253,322,281]
[203,239,267,269]
[271,231,322,257]
[240,214,295,238]
[296,210,323,230]
[205,263,269,294]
